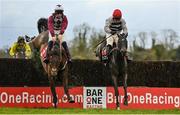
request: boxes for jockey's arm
[118,19,128,38]
[9,43,17,57]
[104,18,112,34]
[58,15,68,44]
[60,15,68,35]
[48,16,55,37]
[25,43,32,58]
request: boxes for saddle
[95,41,112,63]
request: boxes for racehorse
[97,34,128,110]
[28,18,74,107]
[40,38,74,108]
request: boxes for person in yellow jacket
[9,36,32,58]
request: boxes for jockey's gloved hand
[120,33,128,38]
[110,31,116,35]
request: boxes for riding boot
[107,44,112,55]
[62,41,72,64]
[44,41,53,64]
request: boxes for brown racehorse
[29,32,74,108]
[96,34,128,110]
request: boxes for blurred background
[0,0,180,60]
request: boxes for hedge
[0,58,179,87]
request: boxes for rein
[60,61,67,71]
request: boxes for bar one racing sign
[83,87,106,109]
[0,87,180,109]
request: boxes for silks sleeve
[9,43,17,57]
[25,44,32,58]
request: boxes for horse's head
[117,34,127,53]
[109,34,127,65]
[48,42,62,76]
[15,51,25,59]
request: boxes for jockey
[103,9,128,61]
[9,36,32,58]
[44,4,71,64]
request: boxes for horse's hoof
[117,107,120,110]
[69,99,75,103]
[52,103,58,108]
[123,100,128,106]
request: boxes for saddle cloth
[40,45,48,61]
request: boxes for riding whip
[93,34,113,49]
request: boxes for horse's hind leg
[123,57,128,106]
[62,70,75,103]
[48,77,58,108]
[112,75,120,110]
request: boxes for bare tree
[150,31,157,48]
[71,23,91,59]
[138,32,147,49]
[162,29,178,50]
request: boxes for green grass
[0,108,179,114]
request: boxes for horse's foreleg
[48,76,58,108]
[112,75,120,110]
[123,57,128,106]
[62,71,75,103]
[123,73,128,106]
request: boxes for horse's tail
[37,18,48,34]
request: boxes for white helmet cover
[55,4,64,11]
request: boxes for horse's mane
[37,18,48,34]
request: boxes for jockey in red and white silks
[44,4,71,64]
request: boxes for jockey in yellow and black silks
[9,36,32,58]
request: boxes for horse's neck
[30,31,49,50]
[111,49,123,62]
[28,41,35,51]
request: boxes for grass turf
[0,108,179,114]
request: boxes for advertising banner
[0,87,179,109]
[0,87,83,108]
[106,87,180,109]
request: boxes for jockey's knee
[48,40,53,44]
[62,41,68,49]
[62,41,67,46]
[106,44,112,49]
[48,41,53,50]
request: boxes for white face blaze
[51,67,58,76]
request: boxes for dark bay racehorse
[108,35,128,110]
[40,39,74,108]
[28,19,74,107]
[97,34,128,110]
